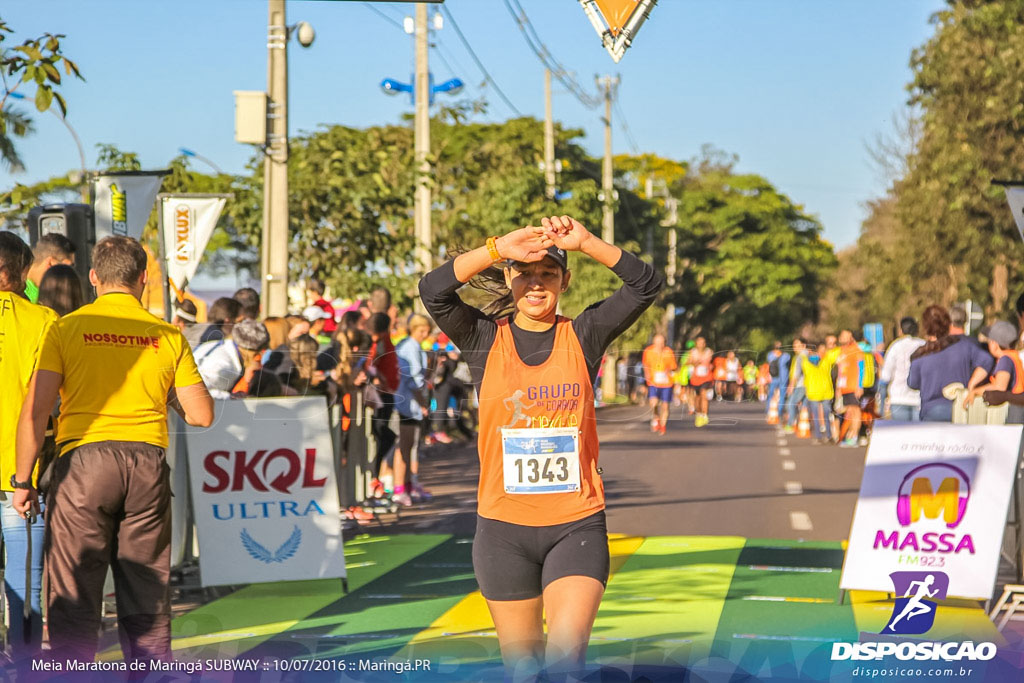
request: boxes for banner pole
[156,195,173,323]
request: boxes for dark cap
[510,245,568,270]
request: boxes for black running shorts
[472,510,610,601]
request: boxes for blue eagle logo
[240,525,302,563]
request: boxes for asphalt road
[375,399,867,542]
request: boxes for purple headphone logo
[895,463,971,529]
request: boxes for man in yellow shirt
[15,236,214,664]
[0,231,56,658]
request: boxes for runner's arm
[572,249,663,363]
[419,227,552,352]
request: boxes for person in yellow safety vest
[966,321,1024,424]
[803,342,835,444]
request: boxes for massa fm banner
[840,422,1022,599]
[92,170,168,242]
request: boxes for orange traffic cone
[797,406,811,439]
[767,395,779,425]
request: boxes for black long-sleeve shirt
[418,251,663,390]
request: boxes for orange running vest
[1001,350,1024,394]
[477,317,604,526]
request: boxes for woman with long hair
[419,216,661,678]
[908,305,993,421]
[37,264,84,317]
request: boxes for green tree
[0,19,83,171]
[667,148,837,352]
[832,1,1024,325]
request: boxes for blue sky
[1,0,943,249]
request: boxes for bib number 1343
[501,427,581,494]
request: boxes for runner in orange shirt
[420,216,660,678]
[642,333,677,434]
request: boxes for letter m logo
[911,477,961,526]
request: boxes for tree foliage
[0,18,83,172]
[825,0,1024,329]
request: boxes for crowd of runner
[637,301,1024,443]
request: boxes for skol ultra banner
[160,194,226,294]
[185,397,346,587]
[92,171,167,241]
[840,422,1022,599]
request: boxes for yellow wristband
[486,236,502,262]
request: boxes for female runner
[420,216,661,677]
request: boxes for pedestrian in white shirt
[881,317,926,421]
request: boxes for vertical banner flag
[159,194,228,295]
[579,0,658,62]
[1003,185,1024,242]
[185,397,346,587]
[92,171,168,241]
[839,423,1022,599]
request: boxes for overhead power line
[502,0,601,109]
[439,5,523,117]
[363,3,404,31]
[614,98,640,154]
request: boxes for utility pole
[263,0,290,317]
[598,75,619,244]
[414,2,432,279]
[665,197,678,286]
[544,68,556,199]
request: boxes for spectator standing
[881,317,925,422]
[908,305,994,422]
[302,305,332,346]
[307,278,337,334]
[196,296,242,345]
[172,299,199,338]
[0,232,56,659]
[394,315,432,505]
[24,233,76,304]
[803,342,834,444]
[784,338,808,432]
[13,236,213,663]
[964,321,1023,423]
[765,341,791,418]
[37,263,84,317]
[361,312,399,499]
[232,287,260,320]
[195,319,271,399]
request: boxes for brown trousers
[45,441,171,663]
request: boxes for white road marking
[790,511,814,531]
[776,439,787,447]
[784,481,803,495]
[782,459,796,471]
[779,447,791,456]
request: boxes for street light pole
[414,2,432,282]
[263,0,290,317]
